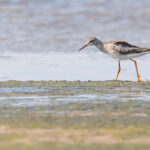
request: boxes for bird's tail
[143,48,150,53]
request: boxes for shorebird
[79,37,150,82]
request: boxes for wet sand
[0,80,150,150]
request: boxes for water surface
[0,81,150,110]
[0,0,150,81]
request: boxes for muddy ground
[0,80,150,150]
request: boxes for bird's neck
[94,40,107,54]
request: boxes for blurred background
[0,0,150,81]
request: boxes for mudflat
[0,80,150,150]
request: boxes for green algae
[0,80,149,97]
[0,80,149,88]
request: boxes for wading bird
[79,37,150,82]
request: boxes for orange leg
[115,61,121,80]
[130,58,141,82]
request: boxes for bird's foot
[137,75,141,82]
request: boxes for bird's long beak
[78,44,88,51]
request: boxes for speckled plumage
[110,41,150,55]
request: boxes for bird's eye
[90,40,94,43]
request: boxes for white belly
[108,52,147,60]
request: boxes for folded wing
[113,41,149,55]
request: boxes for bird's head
[79,37,98,51]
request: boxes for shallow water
[0,81,150,111]
[0,52,150,81]
[1,92,150,109]
[0,0,150,81]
